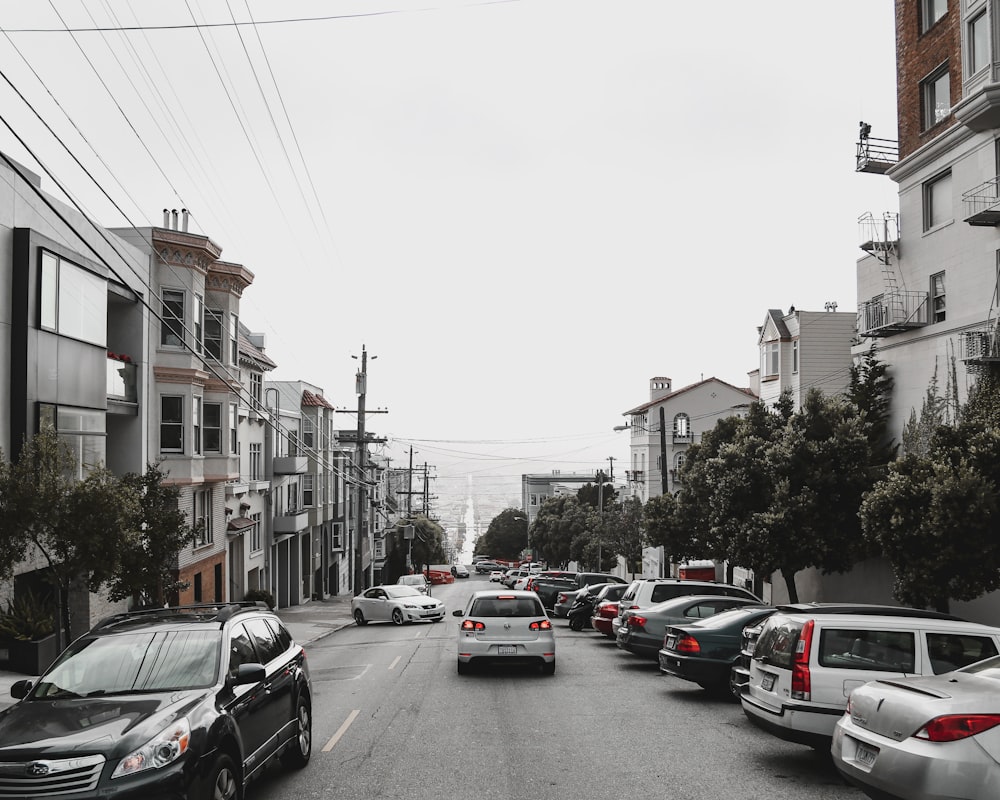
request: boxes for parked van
[741,606,1000,748]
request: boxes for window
[303,417,315,449]
[764,341,780,377]
[250,443,262,480]
[922,0,947,32]
[203,402,222,453]
[161,289,185,347]
[230,403,238,453]
[931,271,946,322]
[40,250,107,346]
[922,65,951,129]
[193,396,202,455]
[193,573,202,603]
[673,452,687,472]
[927,633,998,674]
[331,522,342,550]
[250,512,262,553]
[160,396,184,453]
[193,293,203,353]
[818,628,916,673]
[792,340,800,374]
[673,413,690,438]
[39,403,106,478]
[923,171,953,230]
[204,309,223,360]
[303,474,315,506]
[250,372,262,410]
[194,488,212,547]
[970,11,989,75]
[229,313,239,365]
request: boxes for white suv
[741,607,1000,748]
[613,578,760,638]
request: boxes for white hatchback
[453,590,556,675]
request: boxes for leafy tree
[532,496,588,567]
[106,464,194,607]
[599,496,645,574]
[576,481,616,511]
[474,508,528,561]
[901,363,948,456]
[383,514,447,581]
[847,345,897,471]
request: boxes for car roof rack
[774,603,964,621]
[92,601,270,632]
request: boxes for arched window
[673,413,691,439]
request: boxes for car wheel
[432,617,442,623]
[541,660,555,676]
[457,659,470,675]
[280,696,312,769]
[391,608,404,625]
[354,609,367,626]
[203,753,239,800]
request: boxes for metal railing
[857,291,929,337]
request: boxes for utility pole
[659,406,668,496]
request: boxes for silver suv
[613,578,760,638]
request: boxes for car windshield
[398,576,424,585]
[385,585,422,598]
[33,630,221,697]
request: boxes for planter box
[0,634,59,675]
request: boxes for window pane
[205,309,223,360]
[972,13,989,74]
[40,251,57,330]
[58,262,107,346]
[927,173,952,228]
[161,290,184,347]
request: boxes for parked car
[352,585,446,625]
[618,595,764,660]
[528,575,578,610]
[489,570,506,582]
[453,590,555,675]
[553,583,610,619]
[613,578,761,638]
[0,602,311,799]
[396,574,431,594]
[552,574,627,618]
[474,560,506,574]
[502,568,529,588]
[592,598,621,638]
[451,564,470,578]
[659,605,778,695]
[742,606,1000,749]
[832,655,1000,800]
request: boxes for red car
[592,600,620,638]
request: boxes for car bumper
[832,717,1000,800]
[457,637,555,664]
[592,617,614,636]
[658,651,730,686]
[616,630,661,659]
[404,607,445,622]
[740,691,843,747]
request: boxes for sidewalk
[0,594,356,712]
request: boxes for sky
[0,1,901,510]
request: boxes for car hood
[0,690,207,759]
[406,598,441,608]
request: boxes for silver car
[832,654,1000,800]
[453,590,556,675]
[352,585,445,625]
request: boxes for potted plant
[0,591,59,675]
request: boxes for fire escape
[856,212,929,337]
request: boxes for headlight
[404,603,419,609]
[112,718,191,779]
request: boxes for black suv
[0,602,311,799]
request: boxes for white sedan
[489,570,505,582]
[351,585,446,625]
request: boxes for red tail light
[790,619,814,700]
[629,615,648,630]
[676,635,701,654]
[529,619,553,631]
[597,602,617,619]
[915,715,1000,742]
[461,620,486,631]
[557,593,569,603]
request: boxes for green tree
[475,508,528,561]
[847,345,897,472]
[106,464,194,607]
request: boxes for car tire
[354,609,367,626]
[203,753,239,800]
[541,660,555,676]
[432,617,442,623]
[457,659,470,675]
[280,697,312,769]
[391,608,404,625]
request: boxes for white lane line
[322,710,360,752]
[388,655,401,670]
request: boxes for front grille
[0,754,105,797]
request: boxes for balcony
[857,292,929,338]
[274,507,309,534]
[106,357,137,403]
[856,136,898,175]
[673,432,692,444]
[626,470,645,484]
[960,326,1000,367]
[962,178,1000,226]
[273,456,308,475]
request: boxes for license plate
[854,741,878,768]
[497,645,516,655]
[761,672,776,691]
[665,635,677,650]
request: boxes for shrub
[0,591,56,641]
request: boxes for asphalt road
[248,576,862,800]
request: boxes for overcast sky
[0,1,900,502]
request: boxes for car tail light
[461,620,486,631]
[914,715,1000,742]
[790,619,814,700]
[529,620,553,631]
[558,593,569,604]
[629,615,648,630]
[675,634,700,654]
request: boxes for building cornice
[154,365,211,386]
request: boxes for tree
[532,496,586,567]
[475,508,528,561]
[599,496,645,574]
[576,481,616,511]
[846,345,897,472]
[106,464,194,607]
[383,515,447,582]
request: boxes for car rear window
[472,596,544,617]
[754,617,803,669]
[650,584,685,603]
[818,628,916,672]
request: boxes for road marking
[388,655,401,670]
[322,710,360,752]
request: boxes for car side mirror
[452,610,463,617]
[232,663,266,686]
[10,679,33,699]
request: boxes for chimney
[181,208,189,232]
[171,209,178,230]
[163,209,170,227]
[649,377,672,401]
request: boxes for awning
[227,517,256,533]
